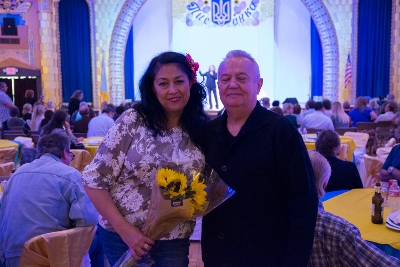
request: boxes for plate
[386,222,400,231]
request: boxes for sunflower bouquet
[114,165,234,267]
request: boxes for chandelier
[0,0,24,13]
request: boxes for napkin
[389,209,400,225]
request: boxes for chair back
[70,149,93,173]
[8,126,23,131]
[3,131,26,140]
[337,144,349,161]
[306,128,324,134]
[0,162,14,176]
[363,154,383,188]
[30,134,39,145]
[335,127,357,136]
[343,132,369,148]
[28,130,39,137]
[376,147,392,163]
[19,225,97,267]
[385,137,397,148]
[0,147,17,164]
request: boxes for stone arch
[301,0,340,101]
[108,0,340,104]
[108,0,146,105]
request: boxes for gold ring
[144,243,149,249]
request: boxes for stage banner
[172,0,275,100]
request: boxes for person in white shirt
[303,100,316,117]
[301,102,334,131]
[375,102,395,123]
[87,104,115,137]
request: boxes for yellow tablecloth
[305,135,356,161]
[82,137,103,158]
[324,189,400,250]
[0,140,19,149]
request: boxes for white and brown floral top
[82,109,205,240]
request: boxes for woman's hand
[76,137,84,143]
[63,121,73,135]
[116,220,155,261]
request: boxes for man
[87,104,115,137]
[0,131,99,267]
[380,93,398,114]
[260,97,270,109]
[301,102,334,131]
[307,151,400,266]
[73,106,92,134]
[202,50,318,266]
[0,82,15,130]
[375,102,395,123]
[322,99,332,117]
[303,99,316,117]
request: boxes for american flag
[344,53,352,89]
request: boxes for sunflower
[189,177,207,216]
[157,168,188,199]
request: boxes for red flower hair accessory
[186,54,199,83]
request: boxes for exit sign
[6,67,16,75]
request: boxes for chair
[337,144,349,161]
[356,122,377,154]
[19,225,97,267]
[375,121,395,148]
[28,130,39,137]
[306,128,324,134]
[74,132,88,138]
[385,137,397,148]
[30,134,39,145]
[8,126,24,131]
[335,127,357,136]
[343,132,369,148]
[0,147,17,164]
[70,149,93,173]
[3,131,27,140]
[376,146,393,163]
[0,162,14,176]
[363,154,383,188]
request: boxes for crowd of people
[0,50,400,267]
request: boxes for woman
[348,96,377,127]
[29,104,46,131]
[282,103,297,127]
[82,52,208,266]
[315,130,363,192]
[40,110,83,145]
[68,90,83,115]
[331,101,350,128]
[369,99,380,115]
[24,89,36,106]
[342,101,351,114]
[38,110,54,134]
[199,65,218,109]
[292,104,303,127]
[22,103,32,121]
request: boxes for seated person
[87,104,115,137]
[315,130,363,191]
[375,102,396,123]
[0,131,99,267]
[7,107,29,134]
[73,106,92,134]
[301,102,334,131]
[380,143,400,182]
[38,110,54,134]
[307,151,400,266]
[21,103,32,121]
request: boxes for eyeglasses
[69,152,75,161]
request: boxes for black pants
[207,87,218,109]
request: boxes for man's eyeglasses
[69,152,75,161]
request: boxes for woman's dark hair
[322,99,331,110]
[133,51,209,149]
[40,110,54,129]
[293,104,301,115]
[70,90,83,100]
[315,130,340,157]
[41,110,68,136]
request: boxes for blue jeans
[98,226,190,267]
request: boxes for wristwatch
[388,166,394,174]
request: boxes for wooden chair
[356,122,377,154]
[335,127,357,136]
[363,154,383,188]
[306,128,324,134]
[3,130,27,140]
[31,134,40,145]
[8,126,24,131]
[375,121,395,148]
[28,130,39,137]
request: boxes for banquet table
[304,135,356,161]
[0,139,19,149]
[324,188,400,256]
[82,137,103,158]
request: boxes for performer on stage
[200,65,218,109]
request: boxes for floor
[189,241,204,267]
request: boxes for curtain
[310,17,323,99]
[357,0,392,98]
[124,27,134,101]
[59,0,92,103]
